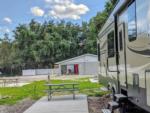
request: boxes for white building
[55,54,99,75]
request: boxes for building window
[107,31,115,58]
[128,1,137,42]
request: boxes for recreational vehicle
[98,0,150,112]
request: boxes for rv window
[97,43,100,61]
[128,1,137,42]
[136,0,150,36]
[107,31,115,57]
[133,74,139,88]
[119,31,123,51]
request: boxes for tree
[89,0,118,33]
[0,34,12,74]
[86,0,118,55]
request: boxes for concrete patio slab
[23,95,89,113]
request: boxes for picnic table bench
[0,78,18,87]
[45,83,79,101]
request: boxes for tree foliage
[89,0,118,33]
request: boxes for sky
[0,0,106,38]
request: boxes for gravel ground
[0,75,94,83]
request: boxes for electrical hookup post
[47,73,50,84]
[47,64,56,83]
[47,66,52,84]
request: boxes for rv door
[107,29,117,76]
[118,23,127,89]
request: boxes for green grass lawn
[0,78,107,105]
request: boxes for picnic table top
[0,78,18,80]
[45,83,79,86]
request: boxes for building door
[74,64,79,75]
[61,65,67,75]
[146,70,150,106]
[118,23,127,89]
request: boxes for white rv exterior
[98,0,150,112]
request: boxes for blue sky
[0,0,106,38]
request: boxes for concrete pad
[23,95,89,113]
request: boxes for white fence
[22,69,59,76]
[36,69,51,75]
[22,69,36,76]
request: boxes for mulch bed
[0,98,35,113]
[88,95,149,113]
[88,95,111,113]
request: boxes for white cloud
[0,27,10,33]
[3,17,12,24]
[5,28,10,33]
[31,6,45,17]
[45,0,72,5]
[45,0,89,20]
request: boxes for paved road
[23,95,89,113]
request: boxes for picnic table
[45,83,79,101]
[0,78,18,87]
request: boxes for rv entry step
[108,101,119,109]
[115,94,127,102]
[102,109,111,113]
